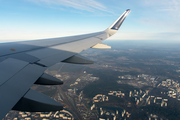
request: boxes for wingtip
[110,9,131,30]
[105,9,131,37]
[126,9,131,11]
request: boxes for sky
[0,0,180,42]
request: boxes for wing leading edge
[0,9,130,119]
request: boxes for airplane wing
[0,9,130,119]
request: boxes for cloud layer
[28,0,107,12]
[142,0,180,18]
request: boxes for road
[57,86,83,120]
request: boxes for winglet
[105,9,131,37]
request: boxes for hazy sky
[0,0,180,42]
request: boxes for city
[3,40,180,120]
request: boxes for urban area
[3,41,180,120]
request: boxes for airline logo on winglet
[105,9,131,38]
[110,9,131,30]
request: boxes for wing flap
[36,51,75,67]
[8,53,39,63]
[0,58,28,86]
[35,73,63,85]
[12,89,63,112]
[62,54,94,64]
[0,62,45,119]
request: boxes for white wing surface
[0,9,130,119]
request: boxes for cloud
[142,0,180,18]
[135,0,180,33]
[27,0,107,12]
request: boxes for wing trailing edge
[12,89,63,112]
[35,73,63,85]
[62,54,94,64]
